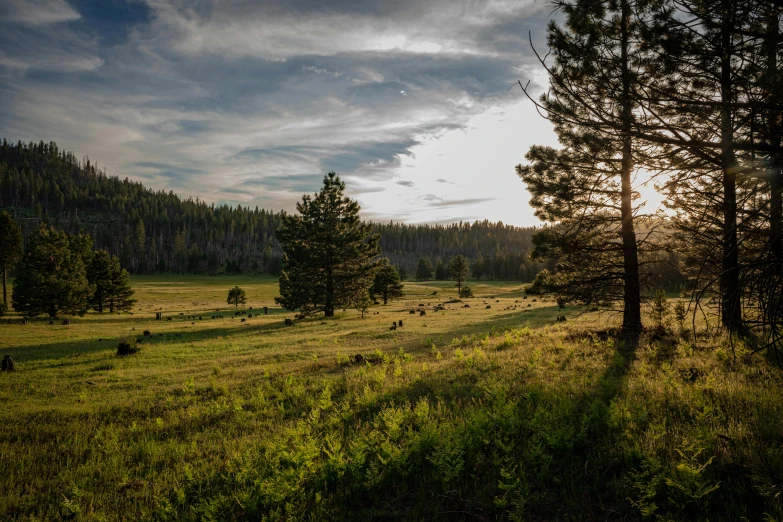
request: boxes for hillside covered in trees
[0,140,546,280]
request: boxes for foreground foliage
[0,277,781,521]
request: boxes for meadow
[1,276,782,521]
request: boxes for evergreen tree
[415,257,434,281]
[0,211,23,305]
[276,172,380,317]
[372,259,405,305]
[352,290,373,318]
[12,225,92,318]
[471,252,484,280]
[227,286,247,308]
[517,0,654,330]
[397,265,408,281]
[448,254,470,296]
[88,250,136,313]
[434,259,448,280]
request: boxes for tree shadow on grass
[7,319,292,364]
[178,327,657,521]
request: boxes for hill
[0,139,547,279]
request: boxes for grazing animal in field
[410,309,416,314]
[241,318,246,322]
[486,305,491,309]
[284,318,294,326]
[420,310,426,316]
[398,320,403,327]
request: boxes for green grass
[1,276,782,521]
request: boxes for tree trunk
[2,266,6,305]
[620,0,642,331]
[767,7,782,272]
[720,0,743,333]
[325,266,334,317]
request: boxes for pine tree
[12,225,93,318]
[517,0,653,331]
[372,259,405,305]
[415,257,433,281]
[0,211,23,305]
[471,252,484,280]
[227,286,247,308]
[88,250,136,313]
[449,254,470,297]
[434,259,448,280]
[276,172,380,317]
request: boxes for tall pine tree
[276,172,380,317]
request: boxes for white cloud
[1,0,80,26]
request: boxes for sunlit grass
[0,276,781,521]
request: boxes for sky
[0,0,575,226]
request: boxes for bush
[117,337,140,356]
[650,290,670,330]
[459,286,474,298]
[525,269,551,295]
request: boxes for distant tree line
[0,139,549,281]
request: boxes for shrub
[459,286,474,298]
[116,337,140,356]
[650,290,670,330]
[674,301,688,330]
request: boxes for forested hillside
[0,140,546,279]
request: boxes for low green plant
[651,290,671,330]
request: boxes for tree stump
[264,306,269,315]
[62,319,71,325]
[284,318,294,326]
[156,312,162,320]
[1,355,12,371]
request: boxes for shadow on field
[8,319,292,364]
[196,327,746,521]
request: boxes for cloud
[1,0,81,26]
[0,0,557,225]
[429,197,496,208]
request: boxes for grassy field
[1,276,782,521]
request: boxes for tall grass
[0,277,781,520]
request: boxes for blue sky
[0,0,565,225]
